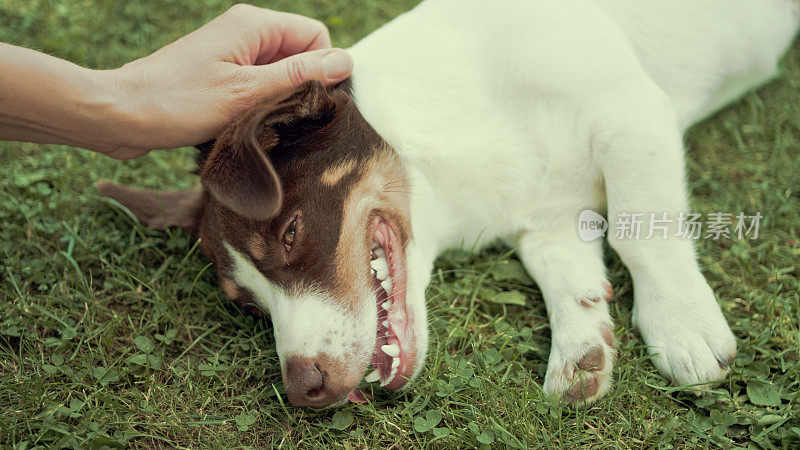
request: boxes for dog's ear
[97,180,205,231]
[199,81,338,221]
[195,140,216,169]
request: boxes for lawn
[1,0,799,448]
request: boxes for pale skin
[0,4,354,159]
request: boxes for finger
[246,48,353,93]
[216,5,332,65]
[253,12,332,65]
[275,12,332,52]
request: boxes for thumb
[257,48,353,93]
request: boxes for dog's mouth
[358,214,415,392]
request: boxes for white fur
[224,243,376,373]
[347,0,798,400]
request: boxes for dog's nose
[284,356,353,408]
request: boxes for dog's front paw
[544,320,616,406]
[634,278,736,389]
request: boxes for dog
[98,0,799,408]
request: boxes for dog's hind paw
[543,322,616,406]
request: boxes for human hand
[102,4,353,159]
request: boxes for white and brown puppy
[99,0,799,408]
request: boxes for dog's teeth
[370,257,389,280]
[373,247,385,258]
[382,301,391,311]
[381,344,399,357]
[380,369,397,387]
[391,357,400,369]
[380,277,393,294]
[382,320,389,328]
[364,369,381,383]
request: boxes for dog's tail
[97,180,204,231]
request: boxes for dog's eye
[283,218,297,253]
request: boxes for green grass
[1,0,799,448]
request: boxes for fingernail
[321,49,353,81]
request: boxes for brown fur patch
[220,278,238,299]
[576,346,605,371]
[321,159,357,186]
[333,147,410,304]
[565,375,600,403]
[604,283,614,303]
[249,233,267,261]
[601,323,615,348]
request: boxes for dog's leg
[515,223,614,406]
[593,84,736,389]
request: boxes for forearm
[0,6,351,159]
[0,43,141,156]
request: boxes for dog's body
[100,0,800,407]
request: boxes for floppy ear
[199,81,338,221]
[97,180,205,231]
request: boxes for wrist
[85,67,151,153]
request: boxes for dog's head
[98,81,427,408]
